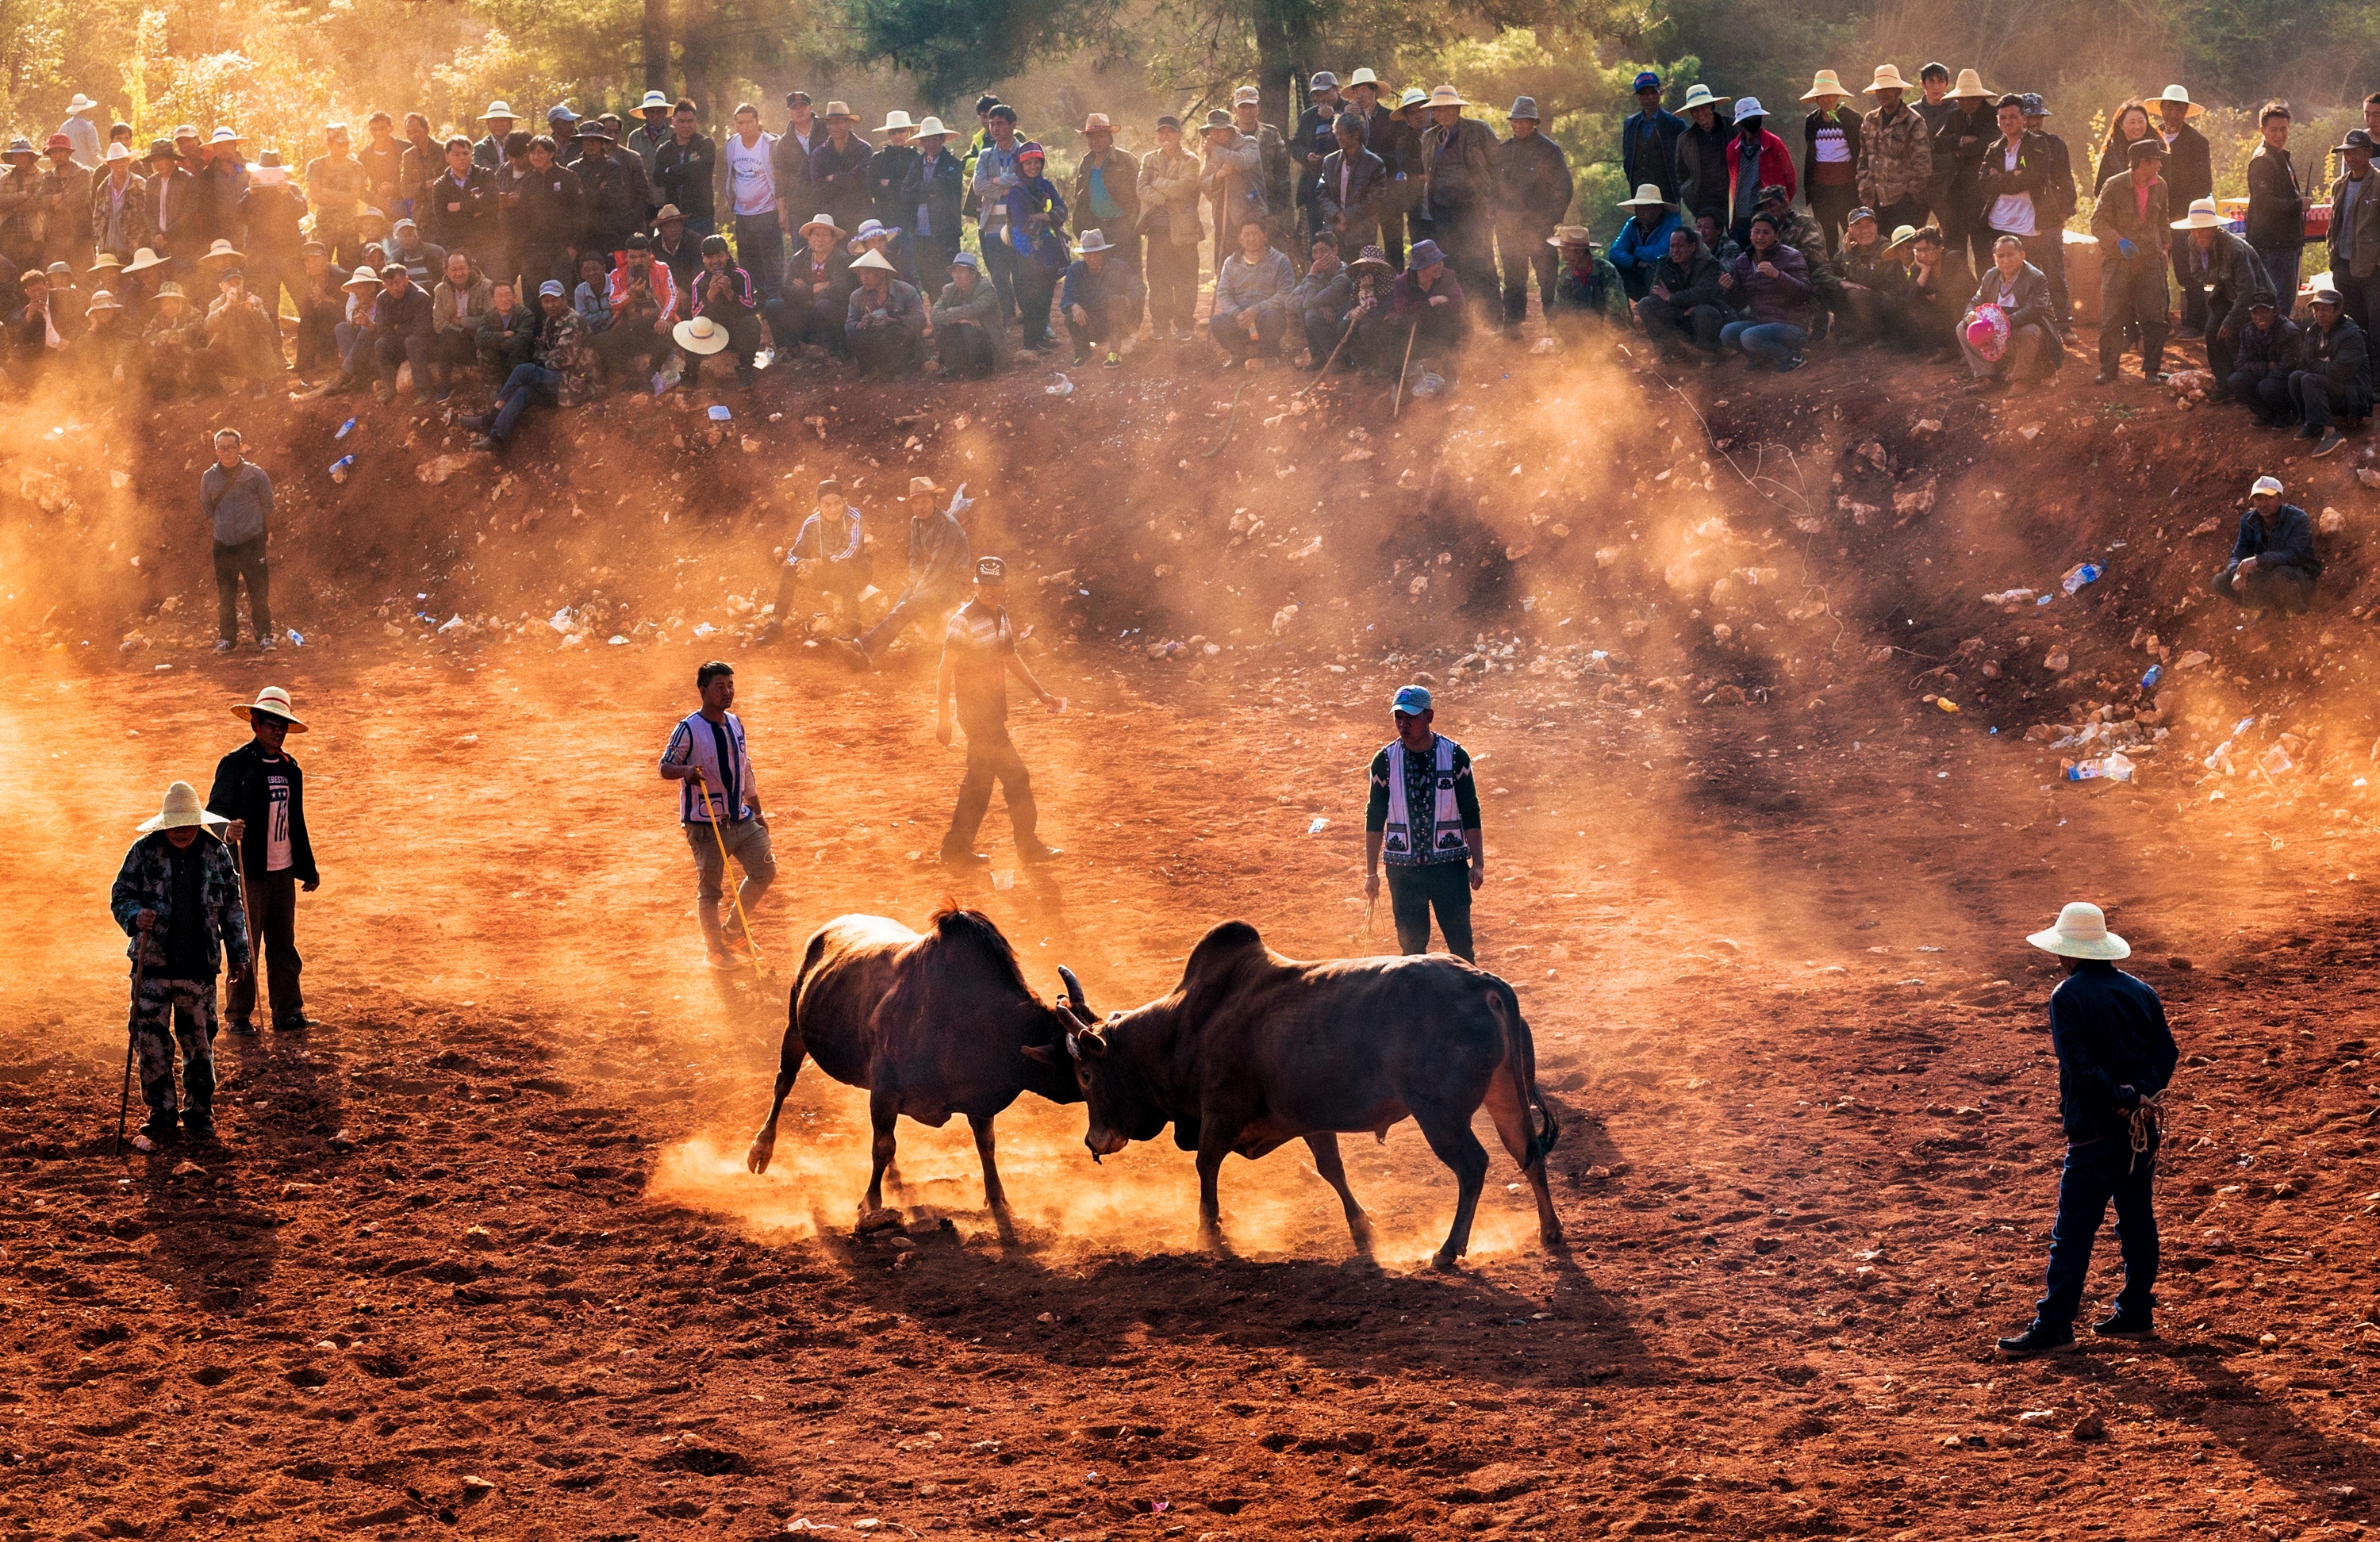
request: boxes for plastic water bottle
[335,417,357,439]
[2062,562,2102,596]
[328,455,355,483]
[2140,663,2162,689]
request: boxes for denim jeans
[978,224,1021,326]
[490,362,562,441]
[1721,319,1806,366]
[2035,1129,2158,1329]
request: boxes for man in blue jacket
[1997,902,2178,1356]
[2211,474,2320,616]
[1620,71,1686,205]
[1606,182,1680,301]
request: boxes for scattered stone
[2070,1410,2107,1442]
[172,1160,205,1176]
[459,1476,496,1504]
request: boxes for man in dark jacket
[1672,85,1733,232]
[808,103,873,235]
[1995,903,2178,1356]
[2244,103,2305,313]
[1621,71,1686,205]
[2090,137,2171,383]
[208,686,321,1034]
[1798,75,1861,254]
[1634,224,1726,360]
[1930,75,1995,275]
[902,121,966,279]
[1292,73,1347,243]
[2326,130,2380,334]
[366,261,434,402]
[2227,298,2301,424]
[1494,98,1572,334]
[1833,208,1906,344]
[420,137,497,261]
[2211,474,2320,615]
[2149,87,2215,337]
[574,125,652,259]
[110,782,252,1146]
[1319,115,1388,260]
[146,140,202,270]
[2171,198,2273,393]
[2287,282,2369,458]
[1959,234,2059,389]
[651,102,716,236]
[511,136,585,294]
[2019,95,2077,339]
[1418,86,1500,324]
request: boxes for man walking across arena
[1363,685,1484,960]
[202,427,274,654]
[110,781,251,1148]
[1996,902,2179,1356]
[207,686,321,1034]
[660,661,775,970]
[935,556,1065,869]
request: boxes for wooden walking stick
[1391,318,1420,419]
[1293,313,1361,398]
[691,770,768,981]
[114,951,147,1157]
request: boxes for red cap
[44,133,73,152]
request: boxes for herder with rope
[109,782,252,1150]
[659,661,776,972]
[1996,902,2179,1356]
[208,685,321,1034]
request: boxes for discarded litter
[693,622,718,637]
[1045,373,1074,397]
[2061,562,2102,595]
[707,405,732,422]
[1410,371,1447,397]
[991,869,1015,892]
[286,630,304,647]
[608,635,629,646]
[1307,816,1330,834]
[2067,752,2135,783]
[335,417,357,439]
[547,608,574,634]
[2139,663,2161,689]
[328,454,355,482]
[437,614,466,634]
[2259,746,2294,777]
[2034,593,2054,606]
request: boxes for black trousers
[2169,242,2209,331]
[2289,370,2363,431]
[2035,1130,2158,1329]
[212,535,271,643]
[1635,296,1724,355]
[1807,183,1858,255]
[229,869,305,1026]
[943,725,1040,856]
[1497,222,1557,328]
[2211,562,2315,614]
[1384,861,1474,961]
[937,324,999,378]
[2232,368,2293,423]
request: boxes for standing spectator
[843,247,927,378]
[1003,142,1069,351]
[420,137,496,259]
[88,143,153,266]
[201,428,274,652]
[770,91,821,232]
[869,110,923,268]
[1975,95,2048,278]
[576,124,654,259]
[1856,68,1931,241]
[1199,108,1266,286]
[2325,130,2380,334]
[1959,234,2060,392]
[628,90,675,179]
[1718,213,1812,370]
[59,93,104,167]
[1799,71,1862,254]
[1345,68,1395,161]
[723,103,786,302]
[1210,215,1296,366]
[658,662,775,969]
[929,251,1004,377]
[2090,138,2171,384]
[1673,84,1733,236]
[2227,297,2300,423]
[2092,99,2155,195]
[762,477,868,642]
[40,135,96,274]
[1635,225,1728,362]
[651,101,716,237]
[1231,88,1296,251]
[1138,114,1203,341]
[431,250,493,398]
[359,112,404,214]
[1722,97,1793,247]
[2149,87,2214,339]
[1494,97,1572,335]
[512,135,586,295]
[1292,72,1347,243]
[237,151,307,325]
[472,102,518,171]
[2171,198,2272,393]
[395,113,440,222]
[970,105,1025,326]
[291,245,348,377]
[1072,113,1141,298]
[1931,70,1996,275]
[2211,476,2320,613]
[935,556,1066,869]
[678,232,761,386]
[2018,95,2077,340]
[1418,85,1500,320]
[769,213,853,355]
[459,280,594,450]
[1606,183,1680,301]
[205,267,282,392]
[1319,113,1388,260]
[902,117,965,280]
[2285,282,2367,458]
[1362,685,1482,960]
[1912,63,1957,139]
[109,781,249,1149]
[1621,71,1686,205]
[366,261,433,402]
[207,687,321,1035]
[146,140,202,270]
[1380,88,1427,268]
[809,102,873,235]
[0,139,46,261]
[196,129,249,248]
[842,476,972,670]
[1061,228,1145,367]
[2244,103,2305,310]
[306,124,369,268]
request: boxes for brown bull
[1042,920,1560,1269]
[745,907,1084,1237]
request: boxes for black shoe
[1017,843,1065,865]
[226,1018,259,1037]
[1995,1320,2077,1357]
[1779,355,1807,373]
[139,1114,178,1145]
[182,1115,218,1142]
[2175,325,2205,341]
[273,1015,318,1032]
[2093,370,2118,384]
[832,639,870,672]
[2313,428,2347,458]
[2091,1310,2155,1340]
[939,849,992,868]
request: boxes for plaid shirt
[109,832,251,974]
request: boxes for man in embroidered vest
[936,555,1067,868]
[658,660,775,971]
[1363,685,1484,959]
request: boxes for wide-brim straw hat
[850,248,898,274]
[908,476,941,496]
[913,116,954,141]
[798,213,844,239]
[1081,112,1115,134]
[2171,198,2225,231]
[2149,85,2203,118]
[674,314,730,354]
[1944,68,1994,101]
[1615,182,1674,209]
[1802,70,1848,102]
[480,101,517,121]
[822,100,857,121]
[154,282,187,301]
[2026,902,2129,961]
[139,781,230,834]
[343,265,382,289]
[1073,228,1115,255]
[67,93,101,113]
[122,247,167,274]
[1426,85,1467,109]
[198,239,244,265]
[88,251,123,271]
[877,109,916,135]
[1680,83,1729,111]
[1545,224,1596,247]
[1882,224,1921,254]
[233,685,308,729]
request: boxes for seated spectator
[843,247,927,378]
[571,251,613,332]
[761,476,868,642]
[1754,183,1841,335]
[378,218,445,286]
[1545,225,1629,339]
[1392,236,1469,370]
[771,213,854,357]
[117,247,170,322]
[7,267,74,382]
[367,260,434,403]
[599,235,677,385]
[328,264,382,391]
[1832,209,1906,345]
[139,280,209,396]
[1333,244,1401,375]
[1634,226,1726,363]
[1717,213,1811,370]
[847,216,903,275]
[1288,232,1353,368]
[1958,234,2061,393]
[681,233,762,388]
[430,251,493,401]
[2169,197,2273,397]
[2227,297,2301,425]
[1890,225,1962,357]
[2288,282,2368,458]
[1063,228,1148,368]
[75,290,136,384]
[2210,474,2318,616]
[474,280,539,382]
[1210,216,1296,366]
[459,279,594,451]
[203,267,282,393]
[294,242,349,377]
[1694,211,1741,267]
[652,204,703,296]
[929,251,1005,378]
[1607,184,1679,301]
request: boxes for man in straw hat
[1621,71,1684,206]
[1930,68,1997,274]
[59,91,104,167]
[1364,685,1482,960]
[1545,225,1627,339]
[1072,112,1141,288]
[869,109,923,263]
[2170,195,2272,392]
[1800,71,1862,254]
[902,116,965,280]
[811,101,873,235]
[201,428,274,650]
[840,477,972,671]
[1061,228,1143,367]
[659,662,776,970]
[90,141,155,266]
[1418,84,1500,317]
[1672,83,1733,232]
[628,89,676,178]
[208,687,321,1033]
[2148,86,2214,338]
[110,782,252,1146]
[1607,182,1679,301]
[41,132,97,274]
[1994,901,2177,1356]
[473,102,519,171]
[0,138,46,260]
[2211,474,2319,616]
[769,212,853,355]
[2090,136,2171,384]
[1494,97,1572,334]
[843,246,927,378]
[935,554,1065,868]
[140,278,208,393]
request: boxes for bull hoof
[744,1140,775,1175]
[1541,1224,1568,1249]
[1430,1249,1463,1272]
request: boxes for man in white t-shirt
[208,685,321,1034]
[724,102,789,301]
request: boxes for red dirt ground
[5,336,2380,1540]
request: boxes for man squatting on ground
[1362,685,1484,960]
[659,660,775,969]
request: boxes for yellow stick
[691,770,766,978]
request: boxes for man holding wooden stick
[109,782,251,1149]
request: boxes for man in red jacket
[1722,97,1795,248]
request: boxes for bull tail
[1488,980,1557,1169]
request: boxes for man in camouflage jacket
[109,782,252,1145]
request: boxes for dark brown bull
[1042,920,1560,1268]
[745,907,1084,1237]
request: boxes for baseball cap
[1392,685,1432,715]
[538,278,565,297]
[2250,475,2283,497]
[1633,71,1661,92]
[976,555,1007,582]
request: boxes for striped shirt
[660,710,758,824]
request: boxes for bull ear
[1020,1043,1058,1064]
[1075,1027,1109,1061]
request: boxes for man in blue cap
[936,554,1066,868]
[1363,685,1483,959]
[1621,71,1684,205]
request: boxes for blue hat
[1408,238,1445,270]
[949,251,980,271]
[1633,71,1661,92]
[1392,685,1433,715]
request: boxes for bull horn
[1057,965,1087,1010]
[1065,1031,1082,1061]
